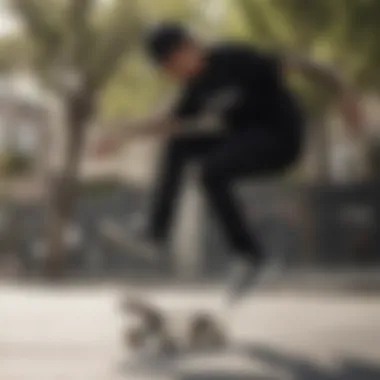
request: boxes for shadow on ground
[180,344,380,380]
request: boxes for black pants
[147,126,301,264]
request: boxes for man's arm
[282,54,363,136]
[111,109,178,140]
[93,108,179,157]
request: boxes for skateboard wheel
[187,313,227,349]
[125,325,146,349]
[122,297,166,335]
[157,334,179,355]
[125,326,178,355]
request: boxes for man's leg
[114,133,223,259]
[201,128,299,302]
[105,132,223,258]
[145,132,224,242]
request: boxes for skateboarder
[95,23,362,304]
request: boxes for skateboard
[121,296,228,357]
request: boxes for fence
[1,181,380,280]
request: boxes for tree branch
[65,0,96,70]
[283,54,347,90]
[11,0,63,61]
[87,0,142,90]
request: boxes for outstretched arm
[93,107,179,157]
[108,108,178,140]
[282,54,363,136]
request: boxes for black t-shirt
[173,43,302,135]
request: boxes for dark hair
[145,22,192,64]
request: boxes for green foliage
[236,0,380,89]
[137,0,197,23]
[87,0,142,89]
[0,35,34,71]
[99,50,172,119]
[0,152,33,177]
[63,0,96,72]
[11,0,65,67]
[9,0,142,94]
[234,0,380,117]
[99,0,224,119]
[3,0,230,120]
[5,0,380,122]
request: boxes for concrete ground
[1,283,380,380]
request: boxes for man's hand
[91,111,177,159]
[91,120,148,158]
[92,133,124,158]
[91,127,139,158]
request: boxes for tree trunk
[44,92,94,278]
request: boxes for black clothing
[174,43,302,138]
[147,43,304,262]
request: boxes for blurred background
[0,0,379,284]
[1,1,380,380]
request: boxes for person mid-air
[95,23,362,305]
